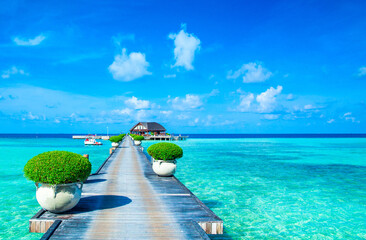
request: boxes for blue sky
[0,0,366,133]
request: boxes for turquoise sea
[142,138,366,239]
[0,136,366,239]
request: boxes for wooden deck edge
[31,208,46,219]
[92,138,125,175]
[197,221,224,235]
[40,220,62,240]
[29,218,55,233]
[29,209,52,233]
[191,221,212,239]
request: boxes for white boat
[84,136,102,145]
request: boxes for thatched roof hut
[130,122,166,135]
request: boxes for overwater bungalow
[130,122,166,135]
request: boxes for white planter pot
[134,140,141,146]
[111,142,119,147]
[152,159,177,177]
[35,182,83,213]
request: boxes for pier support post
[109,147,116,154]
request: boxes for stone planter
[35,182,83,213]
[134,140,141,146]
[152,159,177,177]
[111,142,119,147]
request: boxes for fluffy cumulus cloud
[358,67,366,77]
[238,93,254,112]
[169,26,201,70]
[1,66,27,79]
[108,48,151,81]
[256,86,283,112]
[124,96,150,109]
[227,62,272,83]
[236,86,283,113]
[171,94,202,111]
[13,34,46,46]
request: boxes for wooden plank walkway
[30,137,223,239]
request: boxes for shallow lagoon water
[0,137,365,239]
[143,138,366,239]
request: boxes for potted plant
[109,136,120,147]
[133,135,144,146]
[147,142,183,177]
[109,134,125,147]
[24,151,91,213]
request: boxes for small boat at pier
[84,135,102,145]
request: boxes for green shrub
[133,135,144,141]
[147,142,183,160]
[109,136,121,143]
[24,151,92,185]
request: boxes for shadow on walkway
[70,195,132,213]
[84,179,106,184]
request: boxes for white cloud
[256,85,283,113]
[27,112,39,120]
[135,109,150,121]
[2,66,27,79]
[169,26,200,70]
[208,89,220,97]
[287,94,294,100]
[304,104,316,110]
[160,110,173,116]
[171,94,202,111]
[108,48,151,81]
[177,114,189,120]
[124,96,150,109]
[263,114,280,120]
[327,119,335,124]
[237,93,254,112]
[13,34,46,46]
[163,74,176,78]
[358,67,366,77]
[342,112,359,123]
[112,108,133,115]
[235,86,283,113]
[227,62,272,83]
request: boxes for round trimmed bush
[24,151,92,185]
[133,135,144,141]
[147,143,183,160]
[109,136,121,143]
[109,134,125,143]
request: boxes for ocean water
[0,137,111,240]
[142,138,366,239]
[0,136,365,239]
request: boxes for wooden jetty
[72,135,110,140]
[144,135,188,141]
[30,136,223,239]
